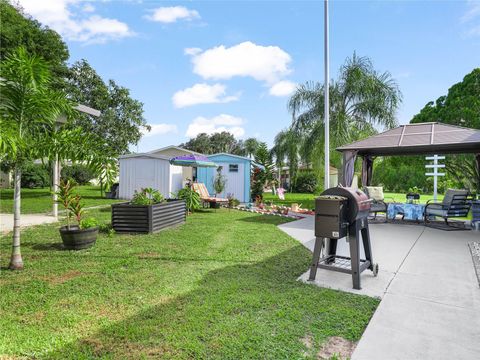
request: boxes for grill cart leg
[361,221,373,270]
[326,238,338,264]
[309,237,324,281]
[348,223,361,290]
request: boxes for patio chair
[424,189,473,228]
[192,182,229,208]
[363,186,394,221]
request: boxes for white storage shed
[119,153,184,200]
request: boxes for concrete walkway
[0,213,58,234]
[279,216,480,360]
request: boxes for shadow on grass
[31,243,64,251]
[0,190,51,200]
[237,214,295,225]
[42,245,378,359]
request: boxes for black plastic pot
[59,226,98,250]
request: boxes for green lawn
[264,191,445,210]
[0,208,378,359]
[0,186,122,214]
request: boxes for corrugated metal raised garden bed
[112,199,186,234]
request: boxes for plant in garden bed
[227,193,240,209]
[131,187,164,205]
[56,179,99,250]
[176,186,200,214]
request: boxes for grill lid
[320,187,371,223]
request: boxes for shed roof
[337,122,480,156]
[207,153,252,161]
[147,145,202,156]
[119,153,171,161]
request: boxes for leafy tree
[0,47,74,270]
[61,164,95,185]
[182,133,211,154]
[411,68,480,192]
[20,162,50,188]
[65,60,149,157]
[0,1,69,84]
[411,69,480,129]
[287,53,401,170]
[292,171,318,193]
[181,132,247,156]
[209,132,242,154]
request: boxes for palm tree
[288,53,402,167]
[0,47,72,270]
[244,137,260,158]
[271,128,303,190]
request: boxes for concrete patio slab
[278,217,480,359]
[353,294,480,360]
[278,219,424,297]
[0,213,58,234]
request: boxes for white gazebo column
[52,118,65,218]
[51,104,101,217]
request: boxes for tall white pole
[433,155,438,202]
[324,0,330,189]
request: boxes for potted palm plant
[56,180,99,250]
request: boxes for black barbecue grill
[309,187,378,290]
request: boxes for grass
[0,186,122,214]
[0,208,378,359]
[263,191,446,210]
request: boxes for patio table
[387,203,425,221]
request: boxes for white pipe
[324,0,330,190]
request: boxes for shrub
[131,188,164,205]
[80,217,98,229]
[250,167,265,201]
[21,162,50,188]
[61,164,95,185]
[176,186,200,213]
[292,172,317,193]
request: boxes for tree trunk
[9,166,23,270]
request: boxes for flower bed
[233,205,307,220]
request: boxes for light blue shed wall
[196,154,251,203]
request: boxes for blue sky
[19,0,480,152]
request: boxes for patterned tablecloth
[387,203,425,221]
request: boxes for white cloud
[461,1,480,23]
[185,114,245,138]
[82,3,95,13]
[269,80,297,97]
[184,47,202,56]
[172,83,240,108]
[142,123,178,137]
[17,0,133,44]
[186,41,292,84]
[461,1,480,37]
[145,6,200,23]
